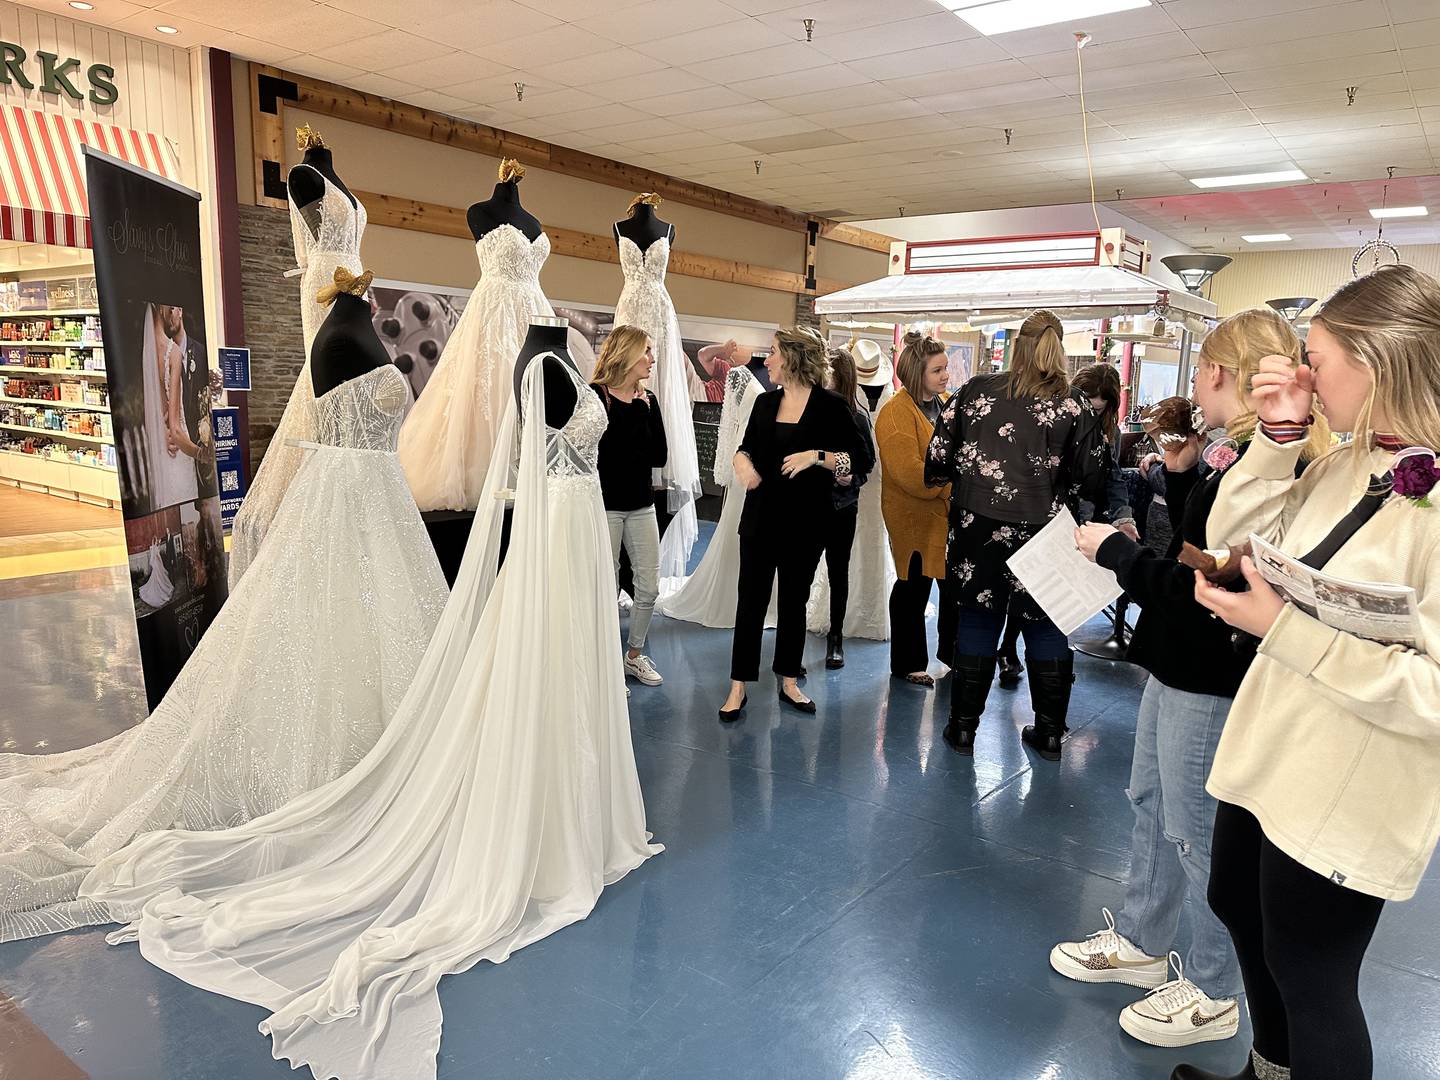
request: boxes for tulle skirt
[657,485,776,629]
[0,445,447,943]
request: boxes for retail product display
[398,159,560,511]
[613,193,702,578]
[228,125,367,587]
[0,286,448,944]
[84,341,660,1080]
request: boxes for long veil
[81,360,570,1080]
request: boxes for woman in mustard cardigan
[876,332,954,687]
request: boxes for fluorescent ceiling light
[1243,234,1291,243]
[1189,169,1307,189]
[1370,206,1427,219]
[68,2,94,9]
[938,0,1151,36]
[155,25,179,34]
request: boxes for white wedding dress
[229,167,367,586]
[136,541,175,609]
[398,225,555,512]
[615,235,702,577]
[140,305,200,510]
[657,365,775,629]
[0,363,447,943]
[806,386,895,640]
[83,357,661,1080]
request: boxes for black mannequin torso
[468,180,543,242]
[614,203,674,252]
[288,147,356,215]
[513,319,579,429]
[310,292,390,398]
[748,352,773,391]
[861,384,884,412]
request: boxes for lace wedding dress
[806,386,895,640]
[228,167,367,586]
[84,357,661,1080]
[0,363,447,943]
[615,235,702,577]
[136,542,174,609]
[398,225,555,511]
[657,365,775,629]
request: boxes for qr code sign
[216,414,235,439]
[221,470,239,493]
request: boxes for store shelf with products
[0,307,100,317]
[0,364,107,378]
[0,421,109,445]
[0,396,110,413]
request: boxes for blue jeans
[955,607,1069,661]
[1115,676,1243,998]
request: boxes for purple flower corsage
[1392,449,1440,507]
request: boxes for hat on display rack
[852,338,891,387]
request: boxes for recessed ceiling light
[155,25,180,35]
[1369,206,1427,219]
[1189,169,1307,189]
[1243,234,1292,243]
[937,0,1151,36]
[68,2,94,9]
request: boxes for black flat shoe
[778,686,817,714]
[942,721,975,755]
[718,694,747,723]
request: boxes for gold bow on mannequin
[296,123,326,151]
[498,158,526,182]
[316,266,374,305]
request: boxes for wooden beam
[250,64,287,210]
[817,220,893,254]
[260,65,892,249]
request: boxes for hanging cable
[1074,32,1103,236]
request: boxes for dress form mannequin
[513,317,578,430]
[310,270,387,398]
[749,350,773,391]
[287,125,357,215]
[614,194,674,253]
[468,159,543,242]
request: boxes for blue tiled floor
[2,525,1438,1079]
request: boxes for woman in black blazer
[720,326,873,721]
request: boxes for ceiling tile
[757,0,940,35]
[317,28,454,70]
[765,82,905,116]
[987,4,1177,56]
[630,86,754,117]
[810,12,978,63]
[1183,0,1390,50]
[530,47,668,88]
[575,0,751,44]
[482,25,621,70]
[729,65,873,102]
[586,68,716,103]
[404,52,515,91]
[700,41,837,82]
[632,19,793,66]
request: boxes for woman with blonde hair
[590,325,669,687]
[925,309,1109,760]
[719,326,872,720]
[1181,264,1440,1080]
[1056,308,1328,1054]
[876,330,956,686]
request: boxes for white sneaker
[1049,908,1169,989]
[618,590,633,612]
[624,653,663,686]
[1119,952,1240,1048]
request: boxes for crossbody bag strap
[1297,472,1394,570]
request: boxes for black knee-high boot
[942,655,996,755]
[1021,654,1073,762]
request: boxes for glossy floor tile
[1,524,1438,1079]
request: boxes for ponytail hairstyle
[591,325,652,404]
[827,346,858,406]
[1310,264,1440,453]
[1200,307,1331,461]
[1007,310,1069,399]
[627,192,663,215]
[895,330,946,402]
[773,326,829,388]
[1071,362,1122,445]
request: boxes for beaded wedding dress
[84,357,661,1080]
[807,385,895,640]
[398,225,556,511]
[615,235,702,577]
[229,167,367,586]
[657,365,775,629]
[0,363,447,943]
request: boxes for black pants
[887,551,958,676]
[1208,802,1386,1079]
[731,531,825,682]
[820,504,859,634]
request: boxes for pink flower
[1203,442,1239,472]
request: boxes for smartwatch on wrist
[817,450,826,466]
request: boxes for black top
[1095,451,1252,697]
[590,385,668,512]
[737,386,874,539]
[311,293,390,398]
[468,181,543,242]
[926,372,1109,525]
[831,404,875,511]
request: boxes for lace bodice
[289,166,366,265]
[478,225,550,284]
[715,366,761,486]
[314,365,410,451]
[546,357,606,477]
[618,235,670,287]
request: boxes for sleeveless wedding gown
[398,225,555,511]
[657,365,775,628]
[83,357,661,1080]
[229,167,367,586]
[614,235,702,577]
[139,305,199,510]
[136,542,174,609]
[806,385,895,640]
[0,363,447,943]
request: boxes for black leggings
[821,505,858,633]
[1208,802,1386,1079]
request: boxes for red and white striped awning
[0,105,173,248]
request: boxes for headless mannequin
[287,146,357,236]
[613,202,674,253]
[310,292,389,398]
[749,350,773,392]
[468,179,543,242]
[513,317,578,429]
[861,384,884,411]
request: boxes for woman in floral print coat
[924,309,1109,761]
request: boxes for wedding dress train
[228,167,367,586]
[83,357,660,1080]
[0,363,447,943]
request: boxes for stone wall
[794,292,819,330]
[236,203,303,464]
